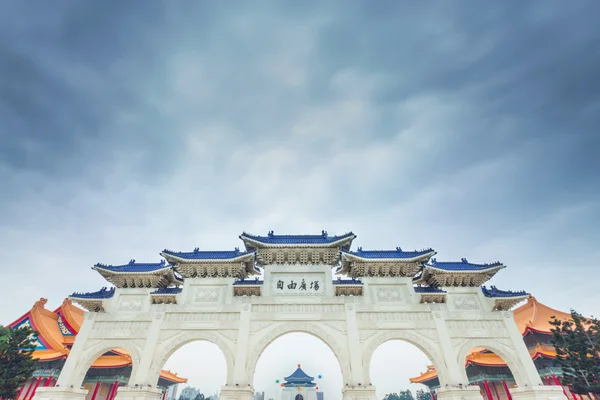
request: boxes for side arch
[362,331,449,387]
[148,331,235,385]
[245,322,352,384]
[456,338,525,387]
[69,339,142,388]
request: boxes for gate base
[341,386,377,400]
[220,386,255,400]
[510,386,568,400]
[114,387,162,400]
[437,386,483,400]
[32,387,88,400]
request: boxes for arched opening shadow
[460,345,520,400]
[161,341,227,399]
[253,333,343,400]
[370,341,435,400]
[78,348,136,400]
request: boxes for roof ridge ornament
[193,247,200,252]
[322,230,328,237]
[461,258,468,263]
[357,246,363,252]
[396,246,402,252]
[129,259,135,265]
[268,230,274,237]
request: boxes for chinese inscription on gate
[271,275,325,295]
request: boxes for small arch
[246,323,352,384]
[148,331,235,386]
[363,331,449,387]
[295,395,304,400]
[456,339,525,387]
[69,341,141,389]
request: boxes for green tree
[384,394,401,400]
[193,394,205,400]
[398,390,415,400]
[0,325,38,399]
[416,389,431,400]
[550,310,600,395]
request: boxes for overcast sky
[1,1,599,399]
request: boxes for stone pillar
[341,385,378,400]
[233,303,253,386]
[220,386,255,400]
[500,313,567,400]
[114,387,162,400]
[131,314,164,386]
[54,313,95,388]
[432,312,466,386]
[437,386,485,400]
[31,387,88,400]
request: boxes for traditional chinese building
[409,295,581,400]
[280,365,318,400]
[8,296,186,400]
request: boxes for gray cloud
[1,1,599,397]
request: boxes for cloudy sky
[1,1,599,399]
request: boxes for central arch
[245,322,352,384]
[148,331,235,386]
[362,330,449,387]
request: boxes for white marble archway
[245,322,353,385]
[456,338,525,387]
[362,330,449,387]
[69,340,142,389]
[147,331,236,386]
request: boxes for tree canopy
[384,390,415,400]
[415,388,431,400]
[0,325,38,399]
[550,310,600,395]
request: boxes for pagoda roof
[233,278,264,286]
[283,364,317,387]
[332,278,363,285]
[150,287,183,295]
[482,286,528,298]
[161,248,255,261]
[409,296,577,384]
[70,287,116,299]
[413,258,505,286]
[341,247,436,260]
[426,258,504,271]
[514,296,574,335]
[240,231,356,251]
[92,259,183,288]
[8,297,186,383]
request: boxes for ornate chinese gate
[33,231,565,400]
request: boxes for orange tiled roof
[8,298,186,384]
[410,297,571,384]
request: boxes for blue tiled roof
[333,278,363,285]
[150,287,183,295]
[240,230,356,246]
[482,286,528,298]
[343,247,435,259]
[284,366,315,383]
[162,248,254,260]
[426,258,504,271]
[414,286,446,293]
[233,278,264,285]
[93,259,172,273]
[70,287,115,299]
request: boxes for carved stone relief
[117,297,144,312]
[453,295,480,310]
[88,322,150,339]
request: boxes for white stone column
[343,303,377,400]
[233,304,253,385]
[56,312,95,387]
[114,386,162,400]
[432,312,466,386]
[130,314,164,387]
[500,312,567,400]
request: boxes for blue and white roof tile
[342,247,436,260]
[233,278,264,286]
[70,287,116,300]
[161,247,255,262]
[414,258,505,286]
[240,230,356,251]
[92,259,183,287]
